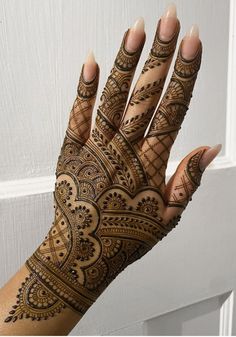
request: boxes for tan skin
[0,7,221,336]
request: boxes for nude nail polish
[83,50,97,82]
[199,144,222,171]
[181,24,200,60]
[126,17,145,52]
[159,3,177,41]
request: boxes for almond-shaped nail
[159,3,177,41]
[83,50,97,82]
[199,144,222,171]
[126,17,145,52]
[181,24,200,60]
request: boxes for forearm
[0,266,81,335]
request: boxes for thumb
[163,144,222,223]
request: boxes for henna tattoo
[142,19,180,74]
[94,29,144,142]
[129,79,165,106]
[167,149,205,208]
[6,116,194,322]
[67,65,99,144]
[121,107,155,143]
[120,21,180,146]
[5,23,204,324]
[141,42,202,191]
[5,274,66,323]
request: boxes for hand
[5,5,221,324]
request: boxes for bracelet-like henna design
[142,19,180,74]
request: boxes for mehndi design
[5,21,205,323]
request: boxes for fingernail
[181,24,200,60]
[199,144,222,171]
[83,50,97,82]
[126,17,145,52]
[159,3,177,41]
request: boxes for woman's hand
[2,4,221,334]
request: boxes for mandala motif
[57,180,73,203]
[73,205,92,229]
[4,275,66,323]
[76,238,95,261]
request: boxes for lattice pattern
[38,204,70,266]
[142,42,202,191]
[67,65,99,143]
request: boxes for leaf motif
[4,316,13,323]
[130,78,165,106]
[122,107,155,135]
[142,57,163,74]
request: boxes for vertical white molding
[219,291,234,336]
[226,0,236,163]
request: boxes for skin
[0,10,221,336]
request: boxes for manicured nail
[83,50,97,82]
[159,3,177,41]
[199,144,222,171]
[126,17,145,52]
[181,24,200,60]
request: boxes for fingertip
[199,144,222,171]
[125,17,145,52]
[181,24,201,60]
[83,50,98,82]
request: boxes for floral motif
[102,192,127,210]
[57,180,73,203]
[76,238,95,261]
[73,205,92,229]
[136,196,159,218]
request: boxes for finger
[67,51,99,144]
[163,144,222,225]
[121,4,180,145]
[141,25,202,191]
[93,18,145,144]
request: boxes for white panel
[0,0,229,181]
[144,293,229,336]
[0,0,63,181]
[0,193,53,287]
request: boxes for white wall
[0,1,234,335]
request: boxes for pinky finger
[67,51,99,144]
[163,144,222,223]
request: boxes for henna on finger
[93,29,145,145]
[67,63,99,145]
[120,19,180,145]
[141,40,202,191]
[5,21,217,326]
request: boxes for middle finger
[120,5,180,145]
